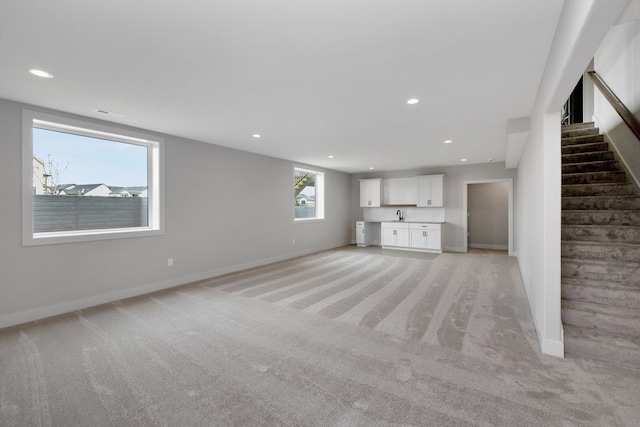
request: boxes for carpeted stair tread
[561,121,595,131]
[562,278,640,309]
[561,183,634,197]
[561,134,605,146]
[562,240,640,262]
[562,142,609,155]
[562,195,640,210]
[562,151,614,164]
[563,324,640,369]
[562,170,627,185]
[562,160,619,174]
[562,257,640,285]
[561,224,640,244]
[562,209,640,226]
[561,299,640,337]
[561,127,600,138]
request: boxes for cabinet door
[360,179,381,207]
[382,227,396,246]
[426,229,442,250]
[396,228,410,247]
[417,175,444,207]
[410,228,428,249]
[356,224,365,245]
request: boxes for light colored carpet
[1,246,639,426]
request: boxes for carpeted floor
[1,246,639,426]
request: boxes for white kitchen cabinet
[360,178,383,207]
[383,177,417,205]
[417,174,444,207]
[356,221,375,247]
[409,223,442,251]
[381,222,410,247]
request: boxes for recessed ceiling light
[407,98,419,105]
[488,158,494,162]
[369,167,374,170]
[444,139,453,144]
[327,155,334,159]
[460,158,468,162]
[252,134,261,138]
[29,69,54,79]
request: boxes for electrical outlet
[167,258,173,267]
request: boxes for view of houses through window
[294,167,324,220]
[31,124,152,234]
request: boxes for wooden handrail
[587,70,640,141]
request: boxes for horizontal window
[22,110,164,245]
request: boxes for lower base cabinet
[381,222,409,247]
[382,222,442,253]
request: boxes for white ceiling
[0,0,564,173]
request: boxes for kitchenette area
[357,175,445,253]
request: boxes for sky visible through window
[33,128,148,187]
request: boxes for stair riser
[562,183,634,197]
[562,197,640,210]
[562,171,626,185]
[562,151,614,164]
[562,161,619,174]
[562,210,640,226]
[562,306,640,337]
[562,284,640,309]
[562,128,600,138]
[561,261,640,285]
[562,241,640,262]
[564,335,640,369]
[562,226,640,244]
[562,142,609,155]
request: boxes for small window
[22,110,164,245]
[294,167,324,221]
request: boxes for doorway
[463,179,514,255]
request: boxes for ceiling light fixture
[488,158,494,162]
[407,98,419,105]
[327,155,334,159]
[369,167,374,170]
[444,139,453,144]
[29,69,54,79]
[460,158,468,162]
[252,134,261,138]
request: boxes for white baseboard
[0,241,351,329]
[444,246,466,253]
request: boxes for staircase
[561,122,640,369]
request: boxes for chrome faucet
[396,209,404,221]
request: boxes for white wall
[515,0,627,357]
[351,162,516,253]
[594,18,640,189]
[0,98,353,328]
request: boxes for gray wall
[0,98,353,327]
[351,162,517,253]
[468,182,509,250]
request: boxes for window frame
[293,166,325,223]
[22,109,165,246]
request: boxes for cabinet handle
[423,231,426,237]
[428,199,432,205]
[368,200,371,206]
[393,230,397,235]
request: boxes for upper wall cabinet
[360,178,383,207]
[417,174,444,207]
[383,177,417,205]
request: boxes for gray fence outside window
[33,195,148,233]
